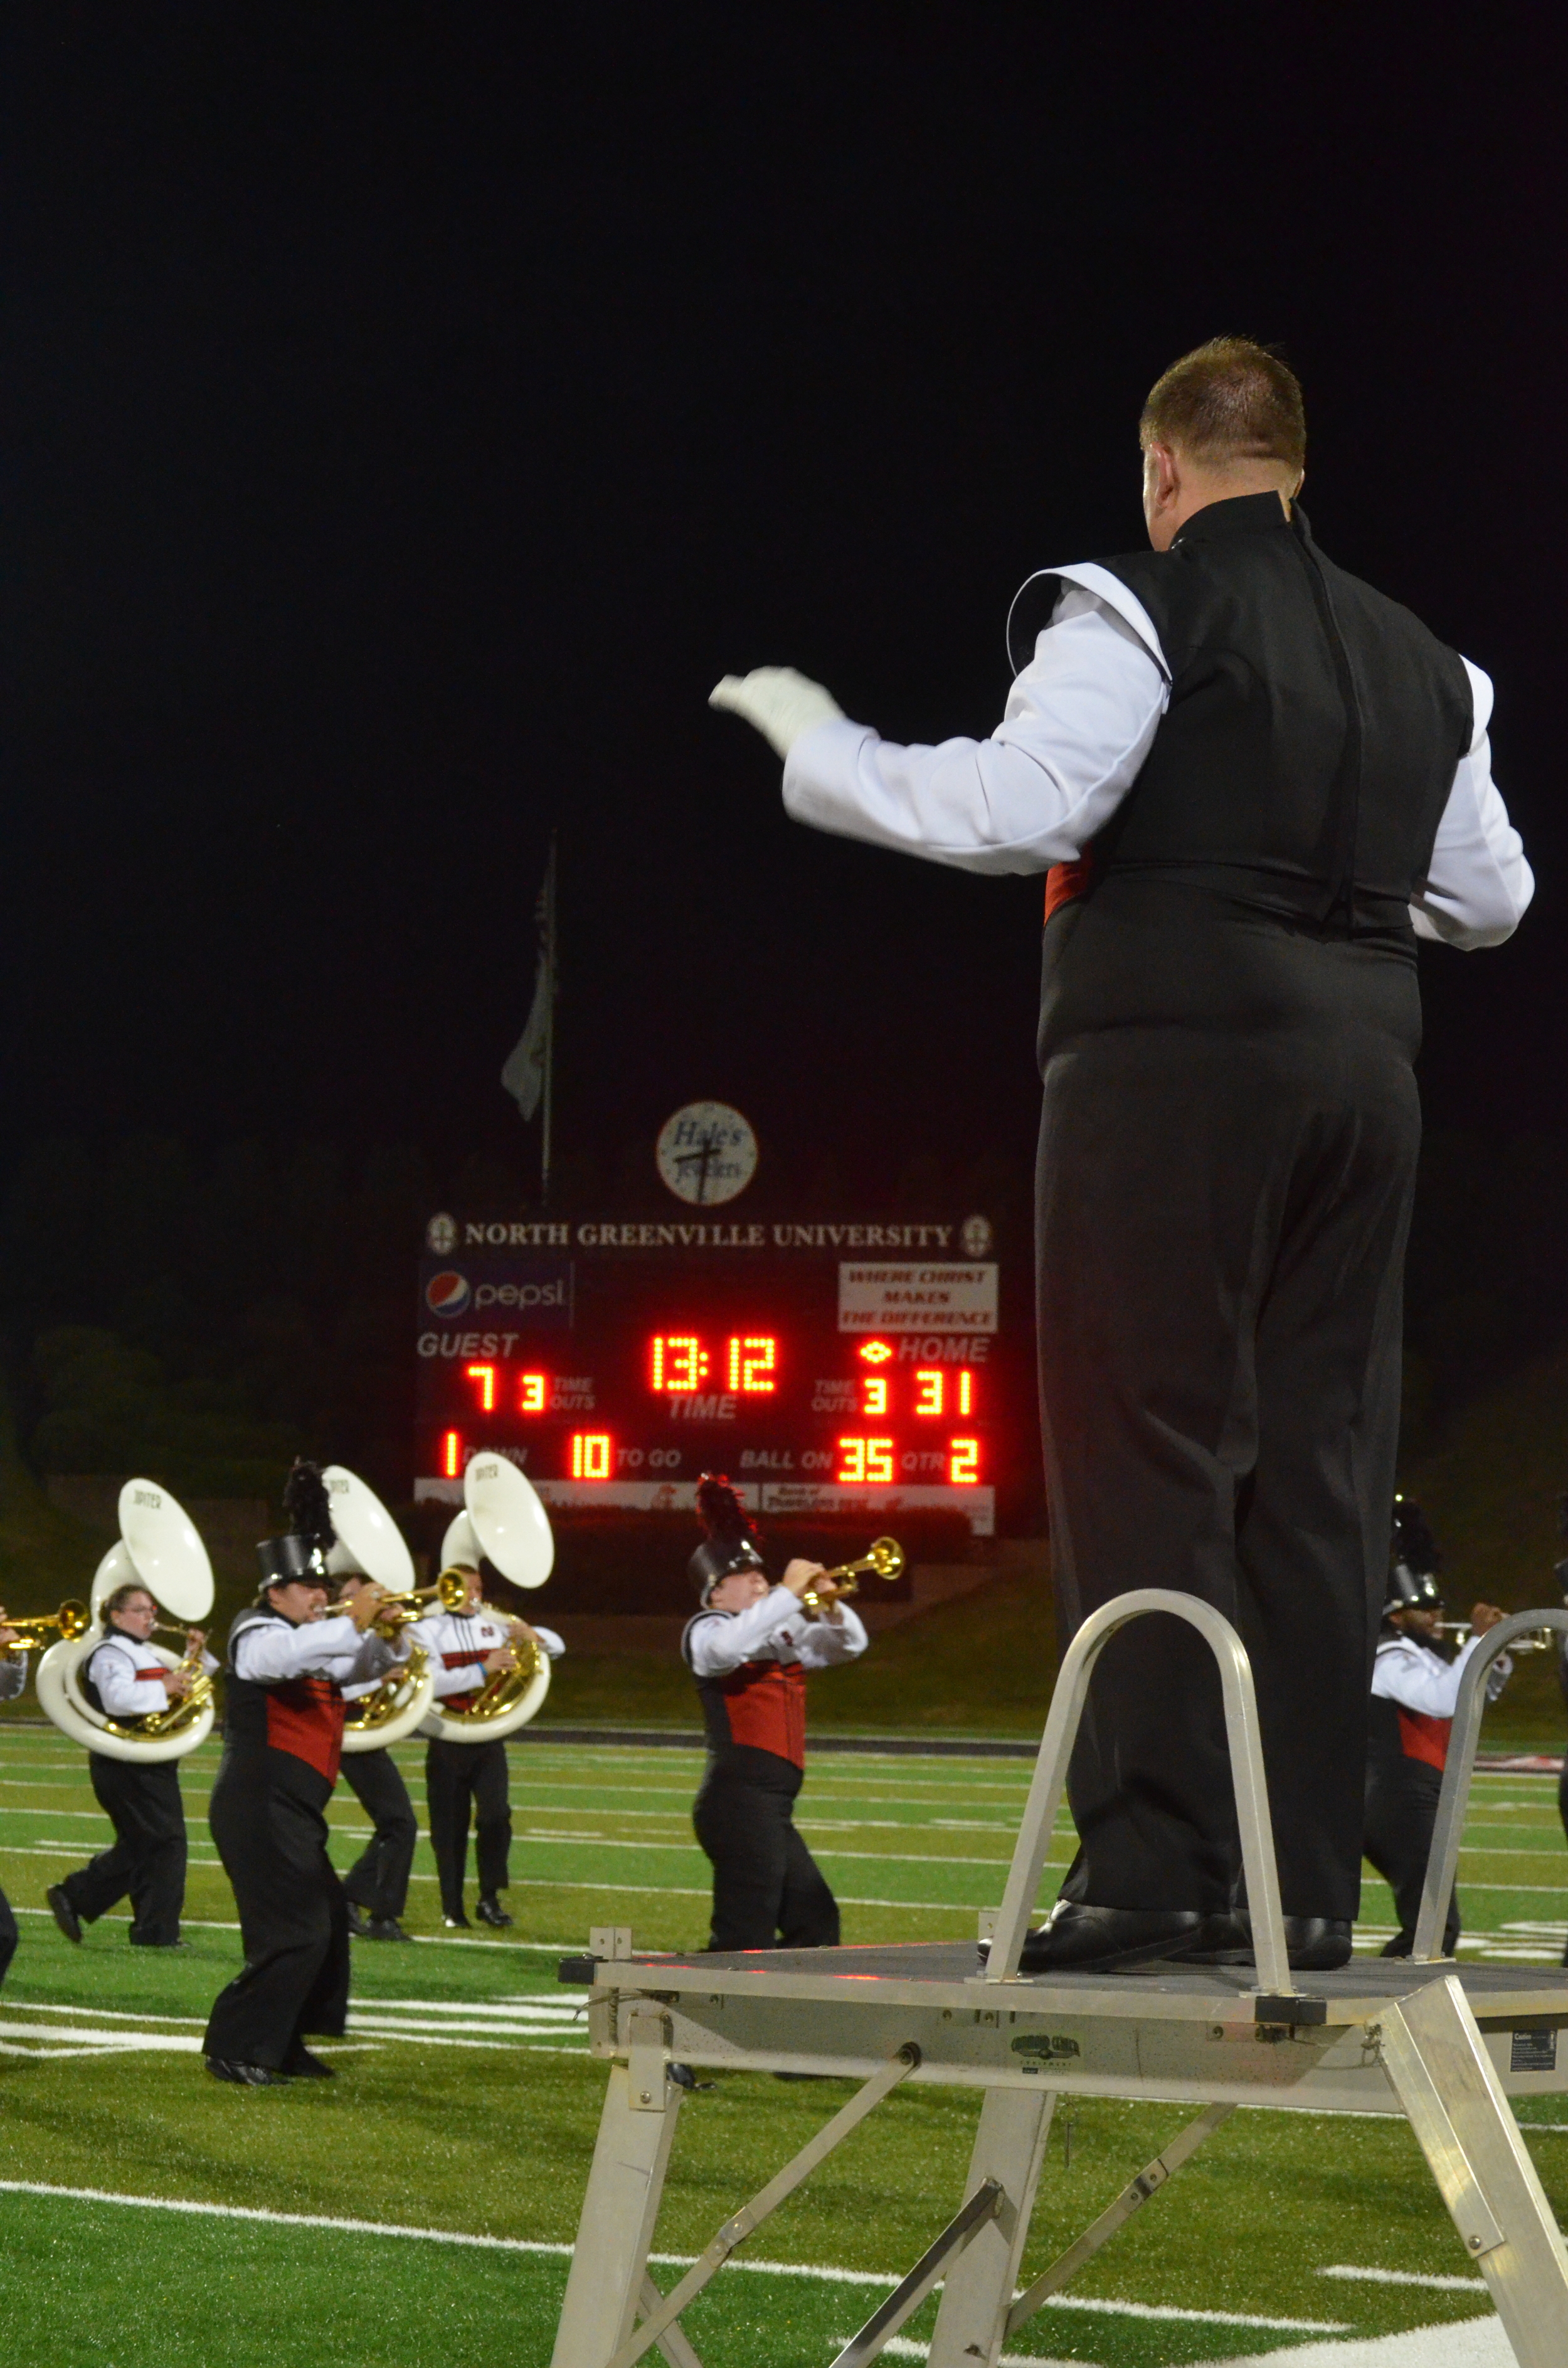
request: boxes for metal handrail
[982,1589,1296,1999]
[1411,1607,1568,1962]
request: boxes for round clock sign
[656,1102,759,1206]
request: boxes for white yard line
[1320,2266,1486,2291]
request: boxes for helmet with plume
[255,1458,339,1591]
[689,1473,765,1605]
[1385,1494,1444,1620]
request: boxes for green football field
[1,1723,1566,2366]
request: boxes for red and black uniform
[203,1605,391,2071]
[1365,1627,1510,1957]
[683,1587,866,1952]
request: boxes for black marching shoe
[986,1902,1216,1975]
[345,1901,374,1939]
[282,2044,336,2079]
[206,2057,290,2088]
[475,1896,514,1929]
[1182,1913,1355,1972]
[46,1886,83,1945]
[369,1916,412,1941]
[443,1911,471,1929]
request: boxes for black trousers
[60,1756,188,1946]
[339,1748,417,1922]
[1039,1020,1418,1923]
[425,1736,510,1916]
[1365,1758,1458,1955]
[692,1753,839,1951]
[204,1751,349,2069]
[0,1884,16,1987]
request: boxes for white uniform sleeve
[686,1590,803,1677]
[232,1613,363,1684]
[529,1626,565,1659]
[781,590,1168,874]
[790,1604,869,1669]
[89,1643,170,1717]
[1372,1633,1490,1718]
[1411,661,1533,948]
[0,1650,28,1702]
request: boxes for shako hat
[1385,1494,1444,1619]
[256,1459,337,1590]
[689,1474,764,1605]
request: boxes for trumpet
[1,1600,92,1649]
[344,1569,472,1632]
[1434,1618,1557,1654]
[800,1537,904,1614]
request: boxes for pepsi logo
[425,1269,472,1317]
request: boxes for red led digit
[949,1438,980,1485]
[862,1376,888,1416]
[957,1369,973,1415]
[518,1373,547,1414]
[858,1339,893,1365]
[651,1335,704,1391]
[571,1432,613,1480]
[837,1436,866,1483]
[442,1431,462,1479]
[727,1335,777,1393]
[866,1438,894,1483]
[464,1362,496,1411]
[914,1369,945,1416]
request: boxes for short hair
[1139,337,1305,472]
[103,1582,154,1620]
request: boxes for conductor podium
[551,1595,1568,2368]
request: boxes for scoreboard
[413,1211,1015,1535]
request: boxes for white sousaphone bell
[36,1480,218,1765]
[421,1452,555,1744]
[322,1465,438,1754]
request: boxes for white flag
[501,950,549,1120]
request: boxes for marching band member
[682,1476,867,1952]
[334,1569,419,1941]
[46,1582,218,1951]
[409,1567,564,1930]
[713,336,1530,1973]
[0,1606,26,1986]
[1365,1499,1510,1958]
[203,1463,408,2086]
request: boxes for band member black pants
[1038,953,1420,1925]
[425,1736,510,1916]
[693,1749,839,1951]
[60,1756,188,1946]
[339,1748,418,1923]
[0,1886,16,1987]
[204,1751,349,2069]
[1364,1759,1458,1956]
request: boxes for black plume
[1392,1494,1442,1577]
[696,1473,755,1552]
[283,1458,336,1550]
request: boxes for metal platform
[549,1593,1568,2368]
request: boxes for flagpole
[541,829,558,1207]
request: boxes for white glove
[709,666,845,759]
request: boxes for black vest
[1014,497,1473,1056]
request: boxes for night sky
[4,9,1560,1207]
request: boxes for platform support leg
[551,2064,684,2368]
[926,2087,1055,2368]
[1381,1974,1568,2368]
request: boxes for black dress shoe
[991,1903,1214,1974]
[345,1902,374,1939]
[205,2057,290,2088]
[475,1896,514,1929]
[282,2045,336,2079]
[46,1886,83,1945]
[442,1911,471,1929]
[369,1917,412,1941]
[1183,1913,1354,1971]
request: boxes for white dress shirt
[783,583,1532,950]
[686,1586,868,1679]
[406,1608,565,1702]
[87,1629,220,1719]
[1372,1630,1512,1716]
[231,1611,408,1691]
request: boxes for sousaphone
[421,1452,555,1743]
[322,1465,437,1753]
[36,1480,217,1765]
